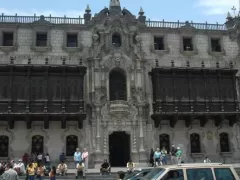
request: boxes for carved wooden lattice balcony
[150,67,240,128]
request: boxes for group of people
[150,145,183,166]
[0,160,56,180]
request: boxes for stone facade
[0,0,240,167]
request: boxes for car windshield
[142,168,165,180]
[123,171,140,180]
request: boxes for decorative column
[137,103,147,165]
[131,121,138,162]
[95,104,102,156]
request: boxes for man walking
[170,144,177,164]
[2,163,18,180]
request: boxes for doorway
[109,131,130,167]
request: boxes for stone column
[94,104,102,165]
[131,122,138,162]
[137,103,147,165]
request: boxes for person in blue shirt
[73,148,82,166]
[154,148,162,167]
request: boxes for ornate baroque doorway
[109,131,130,167]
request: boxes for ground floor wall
[0,119,240,167]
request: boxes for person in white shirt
[57,161,67,176]
[37,153,43,163]
[45,153,50,165]
[204,156,211,163]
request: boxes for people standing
[149,149,154,167]
[2,163,18,180]
[74,148,82,166]
[36,163,45,180]
[170,145,177,164]
[176,147,183,165]
[204,156,211,163]
[81,148,89,171]
[154,148,162,167]
[161,147,168,165]
[45,153,50,166]
[27,163,35,180]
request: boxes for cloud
[0,8,84,17]
[196,0,239,15]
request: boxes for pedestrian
[2,163,18,180]
[170,144,177,164]
[204,156,211,163]
[176,147,183,165]
[154,148,162,167]
[149,149,154,167]
[161,147,168,165]
[49,166,56,180]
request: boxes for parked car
[123,168,153,180]
[142,163,240,180]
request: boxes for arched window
[109,68,127,101]
[0,136,9,157]
[190,133,201,153]
[220,132,230,152]
[32,135,44,154]
[66,135,78,156]
[112,33,121,47]
[159,134,170,153]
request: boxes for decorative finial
[28,57,31,64]
[201,61,205,68]
[216,62,220,68]
[231,6,236,17]
[45,57,48,65]
[85,4,91,13]
[79,58,83,65]
[139,7,144,16]
[171,60,175,67]
[10,56,14,64]
[229,61,234,68]
[62,56,66,65]
[186,60,190,67]
[155,59,159,67]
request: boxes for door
[109,131,130,167]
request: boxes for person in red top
[22,153,29,168]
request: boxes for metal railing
[0,13,85,24]
[0,13,226,30]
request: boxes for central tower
[109,0,121,15]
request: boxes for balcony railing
[146,20,226,30]
[0,13,85,24]
[0,13,226,31]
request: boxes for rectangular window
[183,37,193,51]
[211,38,221,52]
[214,168,236,180]
[3,32,14,46]
[187,168,214,180]
[36,32,47,47]
[67,34,78,47]
[154,37,164,50]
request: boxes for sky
[0,0,239,24]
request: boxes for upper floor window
[190,133,201,153]
[67,34,78,47]
[219,132,230,153]
[112,33,121,47]
[36,32,47,47]
[183,37,193,51]
[211,38,221,52]
[154,37,164,50]
[3,32,14,46]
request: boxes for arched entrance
[109,131,130,167]
[66,135,78,156]
[109,68,127,101]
